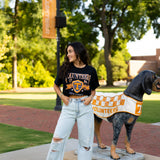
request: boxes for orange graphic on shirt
[66,80,89,93]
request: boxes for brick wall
[128,48,160,77]
[131,55,156,61]
[129,60,157,77]
[156,49,160,69]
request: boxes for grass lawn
[0,92,56,110]
[0,98,56,110]
[138,100,160,123]
[0,123,52,153]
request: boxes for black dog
[93,70,160,159]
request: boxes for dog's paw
[98,143,107,149]
[126,147,136,154]
[110,155,120,160]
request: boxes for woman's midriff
[69,95,86,99]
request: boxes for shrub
[31,61,54,87]
[17,59,54,88]
[97,64,107,80]
[0,73,12,90]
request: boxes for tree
[1,0,57,84]
[12,0,19,89]
[60,11,99,62]
[0,36,9,69]
[84,0,160,86]
[111,53,128,81]
[1,0,99,88]
[1,0,19,89]
[0,35,12,90]
[60,0,100,63]
[92,38,130,81]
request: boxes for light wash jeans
[46,96,94,160]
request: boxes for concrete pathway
[0,139,159,160]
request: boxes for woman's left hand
[81,96,92,105]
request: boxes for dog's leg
[110,116,124,159]
[125,136,135,154]
[94,115,106,149]
[124,117,137,154]
[110,144,120,160]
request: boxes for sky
[127,28,160,56]
[98,28,160,56]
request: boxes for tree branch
[112,5,128,35]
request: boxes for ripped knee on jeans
[83,146,91,151]
[53,137,63,142]
[51,137,63,152]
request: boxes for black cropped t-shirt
[55,64,99,96]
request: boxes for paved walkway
[0,139,160,160]
[0,104,160,158]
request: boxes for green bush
[97,64,107,80]
[111,52,128,81]
[31,61,54,87]
[17,59,54,88]
[0,72,12,90]
[17,60,33,88]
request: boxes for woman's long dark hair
[59,42,89,79]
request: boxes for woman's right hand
[61,95,70,106]
[54,83,70,106]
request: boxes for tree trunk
[104,37,113,86]
[12,0,19,89]
[12,55,17,89]
[101,3,113,86]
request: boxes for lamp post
[54,0,66,111]
[54,30,62,111]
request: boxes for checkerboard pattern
[92,92,143,118]
[92,93,125,108]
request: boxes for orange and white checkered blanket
[92,92,143,119]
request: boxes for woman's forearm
[90,90,96,100]
[54,83,63,98]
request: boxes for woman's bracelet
[90,95,94,100]
[59,92,63,98]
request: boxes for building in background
[128,48,160,78]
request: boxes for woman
[46,42,99,160]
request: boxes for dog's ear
[142,72,155,95]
